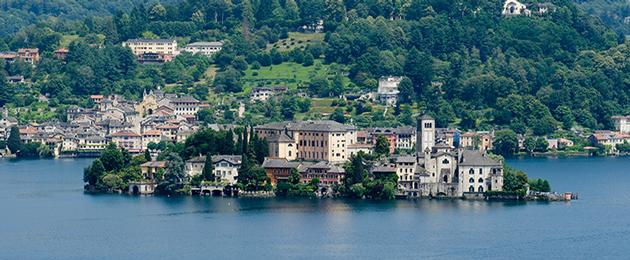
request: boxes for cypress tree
[7,126,21,154]
[201,154,214,182]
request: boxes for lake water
[1,157,629,259]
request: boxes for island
[81,116,569,201]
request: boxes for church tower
[417,115,435,153]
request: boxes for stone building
[392,115,504,198]
[255,120,357,163]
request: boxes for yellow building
[122,39,178,56]
[255,120,357,162]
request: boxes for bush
[350,183,366,198]
[101,174,125,191]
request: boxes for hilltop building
[612,115,630,134]
[502,0,530,16]
[377,76,403,106]
[122,39,178,64]
[183,42,223,57]
[17,48,40,64]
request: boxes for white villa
[377,76,403,106]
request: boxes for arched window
[478,178,484,183]
[478,186,484,193]
[469,186,474,192]
[443,175,448,182]
[469,178,474,183]
[468,168,474,175]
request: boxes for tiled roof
[459,150,501,167]
[141,161,167,168]
[262,158,299,169]
[126,38,175,43]
[111,130,141,137]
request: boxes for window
[469,178,474,183]
[469,186,474,192]
[478,186,484,193]
[442,159,449,164]
[468,168,474,175]
[478,178,484,183]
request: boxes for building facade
[183,42,223,56]
[377,76,402,106]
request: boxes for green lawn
[242,60,330,92]
[267,32,324,52]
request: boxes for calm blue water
[0,157,629,259]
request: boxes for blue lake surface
[1,157,629,259]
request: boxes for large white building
[123,39,179,56]
[183,42,223,57]
[377,76,403,106]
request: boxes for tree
[330,108,346,123]
[457,110,475,130]
[202,154,215,181]
[523,136,536,154]
[374,135,390,157]
[100,143,126,172]
[493,130,519,157]
[7,126,21,154]
[144,149,152,162]
[535,138,549,153]
[157,152,187,195]
[405,48,433,100]
[502,167,529,195]
[84,159,105,186]
[302,53,314,66]
[101,174,125,190]
[344,153,367,190]
[398,77,414,104]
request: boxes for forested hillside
[0,0,173,35]
[0,0,629,136]
[574,0,630,35]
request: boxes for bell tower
[417,115,435,153]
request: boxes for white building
[183,42,223,57]
[122,39,179,56]
[185,155,242,185]
[612,116,630,134]
[377,76,403,106]
[502,0,531,16]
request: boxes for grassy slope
[241,60,330,93]
[267,32,324,52]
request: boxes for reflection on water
[1,157,630,259]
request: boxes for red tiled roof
[111,130,141,137]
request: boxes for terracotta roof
[143,130,162,136]
[111,130,141,137]
[141,161,167,168]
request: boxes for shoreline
[84,186,576,202]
